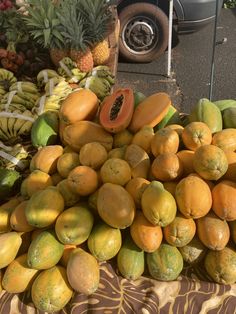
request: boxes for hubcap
[122,15,159,55]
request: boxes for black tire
[118,3,169,63]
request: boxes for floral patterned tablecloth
[1,261,236,314]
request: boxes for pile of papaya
[0,87,236,313]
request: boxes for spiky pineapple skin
[70,49,94,73]
[92,40,110,66]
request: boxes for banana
[67,68,87,83]
[0,87,6,96]
[44,77,71,96]
[17,121,34,136]
[17,110,35,136]
[90,65,112,76]
[0,69,17,84]
[0,118,10,141]
[7,112,16,138]
[79,76,110,100]
[44,101,61,111]
[16,91,39,106]
[9,81,39,93]
[105,75,115,85]
[0,114,10,136]
[0,127,9,141]
[2,103,26,112]
[37,69,60,87]
[90,65,115,85]
[59,57,76,69]
[98,77,112,91]
[12,115,27,137]
[57,58,77,78]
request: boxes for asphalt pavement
[116,8,236,113]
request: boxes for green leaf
[43,28,51,47]
[44,18,50,28]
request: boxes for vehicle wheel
[118,3,169,63]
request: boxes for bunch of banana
[79,75,112,100]
[34,77,72,114]
[0,141,31,172]
[37,69,60,88]
[0,69,17,98]
[0,89,39,110]
[0,105,36,144]
[89,65,115,85]
[9,81,41,109]
[57,57,77,78]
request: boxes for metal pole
[209,0,220,100]
[167,0,173,77]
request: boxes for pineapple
[91,39,110,66]
[79,0,112,66]
[24,0,69,67]
[57,1,94,72]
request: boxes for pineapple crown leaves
[78,0,113,45]
[56,0,91,52]
[23,0,65,49]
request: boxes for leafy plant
[0,8,29,48]
[224,0,236,8]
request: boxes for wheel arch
[117,0,184,20]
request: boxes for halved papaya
[99,88,134,133]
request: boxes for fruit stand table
[1,3,236,314]
[1,260,236,313]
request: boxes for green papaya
[189,98,222,133]
[141,181,177,227]
[87,222,122,262]
[222,107,236,128]
[31,110,59,148]
[155,105,182,130]
[133,91,146,108]
[27,230,64,270]
[214,99,236,111]
[204,246,236,284]
[117,235,145,280]
[147,243,183,281]
[0,168,22,201]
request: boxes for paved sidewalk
[116,8,236,113]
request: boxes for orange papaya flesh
[99,88,134,133]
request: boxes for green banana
[7,112,16,138]
[17,121,34,136]
[0,69,17,85]
[0,113,10,136]
[59,57,76,69]
[12,114,28,137]
[16,110,35,136]
[0,87,6,97]
[90,65,115,85]
[37,69,60,87]
[0,117,10,141]
[18,92,40,104]
[57,57,77,78]
[67,68,87,83]
[0,127,9,141]
[9,81,39,94]
[1,103,26,112]
[79,76,111,100]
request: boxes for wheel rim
[121,15,160,55]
